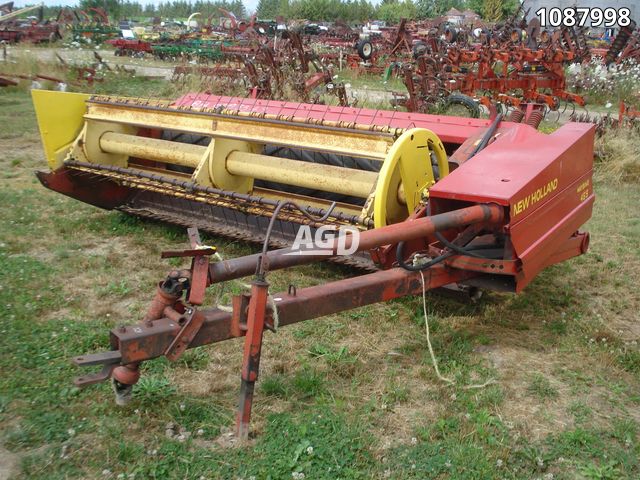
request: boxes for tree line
[41,0,516,24]
[43,1,247,22]
[258,0,517,23]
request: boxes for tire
[480,29,492,45]
[356,40,373,60]
[444,28,457,43]
[160,132,210,174]
[412,41,427,59]
[540,30,550,44]
[443,94,480,118]
[510,29,522,43]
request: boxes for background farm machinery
[396,36,585,119]
[0,3,62,44]
[165,31,351,105]
[0,20,60,44]
[5,6,637,130]
[287,14,598,117]
[309,18,420,75]
[0,48,135,90]
[97,15,594,115]
[0,4,121,45]
[46,6,634,117]
[383,15,593,118]
[106,38,246,61]
[32,88,595,439]
[107,38,152,57]
[570,100,640,133]
[69,7,120,44]
[602,19,639,65]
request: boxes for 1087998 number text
[536,7,632,28]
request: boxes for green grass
[336,68,405,91]
[1,83,639,480]
[527,373,559,400]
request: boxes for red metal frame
[429,121,595,289]
[106,39,152,56]
[70,177,592,437]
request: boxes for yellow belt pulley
[373,128,449,228]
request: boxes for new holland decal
[512,178,559,217]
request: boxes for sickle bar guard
[32,90,595,439]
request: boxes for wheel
[412,41,427,59]
[356,39,373,60]
[443,94,480,118]
[444,28,457,43]
[527,18,541,41]
[477,29,492,45]
[510,29,522,43]
[540,30,550,44]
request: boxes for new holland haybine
[32,90,595,439]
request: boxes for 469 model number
[536,7,632,28]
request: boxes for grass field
[0,86,639,480]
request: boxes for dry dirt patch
[0,445,18,480]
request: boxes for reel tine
[560,101,568,114]
[213,95,223,110]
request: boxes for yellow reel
[373,128,448,228]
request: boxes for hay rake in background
[569,102,640,133]
[32,90,595,439]
[396,33,586,118]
